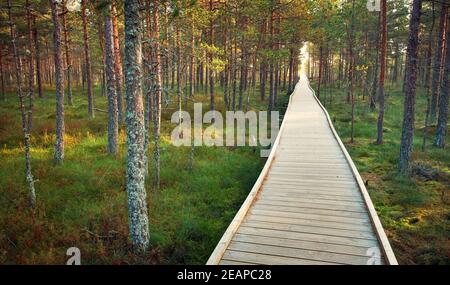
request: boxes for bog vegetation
[0,0,448,264]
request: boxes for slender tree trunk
[124,0,150,252]
[50,0,65,164]
[33,17,43,99]
[9,0,36,208]
[105,6,119,155]
[434,17,450,148]
[288,48,294,92]
[112,1,124,124]
[190,20,195,98]
[0,44,5,101]
[152,3,162,190]
[209,0,215,112]
[425,2,436,93]
[26,0,35,130]
[176,27,182,123]
[399,0,423,174]
[62,0,73,106]
[430,3,448,123]
[82,0,94,118]
[238,34,246,110]
[232,33,237,111]
[349,0,356,143]
[376,0,387,145]
[317,46,323,99]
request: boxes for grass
[312,81,450,265]
[0,84,289,265]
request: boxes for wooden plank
[256,199,366,213]
[249,208,370,225]
[238,226,379,248]
[267,177,356,186]
[260,191,364,202]
[262,184,360,194]
[222,250,339,265]
[268,172,355,182]
[246,214,372,232]
[228,241,382,265]
[242,221,377,240]
[234,233,379,258]
[258,194,366,208]
[219,259,257,265]
[252,204,370,220]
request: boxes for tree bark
[430,3,448,123]
[152,2,162,189]
[9,0,36,208]
[209,0,215,113]
[376,0,387,144]
[112,1,124,124]
[33,16,43,99]
[26,0,35,130]
[399,0,423,174]
[317,46,323,99]
[349,0,356,143]
[124,0,150,253]
[81,0,94,118]
[0,44,5,101]
[105,6,119,155]
[434,14,450,148]
[50,0,65,164]
[62,0,73,106]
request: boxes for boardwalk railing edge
[206,83,300,265]
[306,77,399,265]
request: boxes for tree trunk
[430,3,448,123]
[238,34,246,110]
[82,0,94,118]
[209,0,215,113]
[399,0,423,174]
[105,6,119,155]
[50,0,65,164]
[112,1,124,124]
[33,16,43,99]
[152,2,162,189]
[349,0,356,143]
[176,27,182,122]
[10,0,36,208]
[62,0,73,106]
[190,20,195,98]
[425,2,436,92]
[376,0,387,145]
[26,0,35,131]
[124,0,150,252]
[0,44,5,101]
[434,16,450,148]
[317,46,323,99]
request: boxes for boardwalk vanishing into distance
[207,75,398,265]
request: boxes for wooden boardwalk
[207,76,397,265]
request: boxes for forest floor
[312,81,450,265]
[0,84,290,265]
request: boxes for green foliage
[0,83,294,264]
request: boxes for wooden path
[207,75,397,265]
